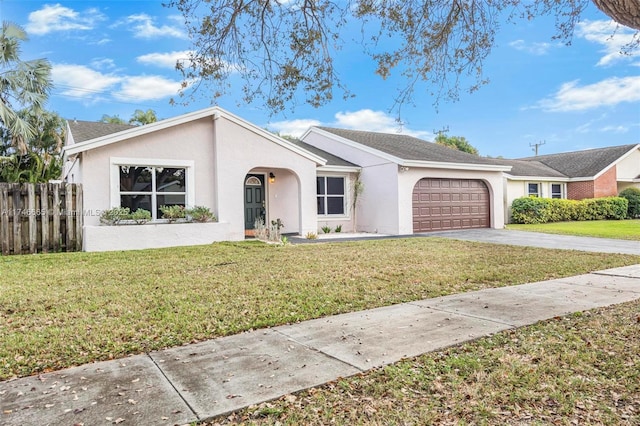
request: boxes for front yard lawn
[507,219,640,240]
[1,238,639,380]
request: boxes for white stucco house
[62,106,640,252]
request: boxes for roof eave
[401,160,512,172]
[505,174,570,181]
[317,165,361,173]
[305,127,404,164]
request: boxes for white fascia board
[63,106,327,166]
[618,177,640,183]
[505,174,570,182]
[401,160,512,172]
[317,165,361,173]
[304,127,404,164]
[592,143,640,180]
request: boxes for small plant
[100,207,131,225]
[160,205,186,222]
[321,225,332,234]
[306,232,318,239]
[280,235,289,245]
[335,224,342,233]
[130,208,151,224]
[269,218,284,242]
[254,217,268,240]
[187,205,216,222]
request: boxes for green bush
[100,207,151,225]
[619,187,640,218]
[511,196,628,224]
[160,205,186,222]
[186,205,216,222]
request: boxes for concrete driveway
[424,228,640,255]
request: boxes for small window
[527,183,540,197]
[119,166,187,220]
[317,176,345,215]
[551,183,563,199]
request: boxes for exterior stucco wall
[213,116,318,239]
[302,131,400,234]
[77,118,217,227]
[400,168,505,233]
[616,148,640,180]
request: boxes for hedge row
[511,196,629,224]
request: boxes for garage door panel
[413,178,490,232]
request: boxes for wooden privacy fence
[0,183,83,255]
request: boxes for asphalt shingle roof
[518,144,638,178]
[317,127,504,167]
[287,139,358,167]
[67,120,137,143]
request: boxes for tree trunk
[592,0,640,30]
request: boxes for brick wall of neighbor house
[567,181,594,200]
[593,166,618,198]
[567,166,619,200]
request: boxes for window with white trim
[527,182,540,197]
[550,183,563,199]
[317,176,346,215]
[119,166,186,220]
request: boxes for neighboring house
[62,106,639,251]
[498,144,640,221]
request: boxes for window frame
[550,183,564,199]
[527,182,541,197]
[110,158,195,221]
[316,174,348,217]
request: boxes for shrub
[619,187,640,218]
[321,225,332,234]
[160,205,186,222]
[100,207,131,225]
[511,196,628,224]
[187,205,216,222]
[130,208,151,224]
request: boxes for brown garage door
[412,178,490,232]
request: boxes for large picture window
[119,166,186,220]
[317,176,345,215]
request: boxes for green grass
[215,300,640,425]
[507,219,640,240]
[1,238,638,380]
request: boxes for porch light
[269,172,276,183]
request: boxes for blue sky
[2,0,639,158]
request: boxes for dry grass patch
[1,238,638,380]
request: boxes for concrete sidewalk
[2,265,640,426]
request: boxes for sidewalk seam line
[406,303,519,328]
[271,329,367,372]
[146,353,200,423]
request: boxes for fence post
[12,183,21,254]
[1,185,9,255]
[41,184,49,254]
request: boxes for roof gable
[67,121,136,143]
[63,107,327,165]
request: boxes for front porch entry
[244,174,265,236]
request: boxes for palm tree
[0,21,53,155]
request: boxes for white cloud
[137,51,192,69]
[52,64,184,103]
[537,76,640,112]
[270,109,433,139]
[26,4,105,35]
[114,76,183,101]
[268,119,322,138]
[123,14,187,39]
[509,39,553,55]
[90,58,116,70]
[52,64,121,98]
[575,20,640,66]
[599,125,629,133]
[334,109,433,139]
